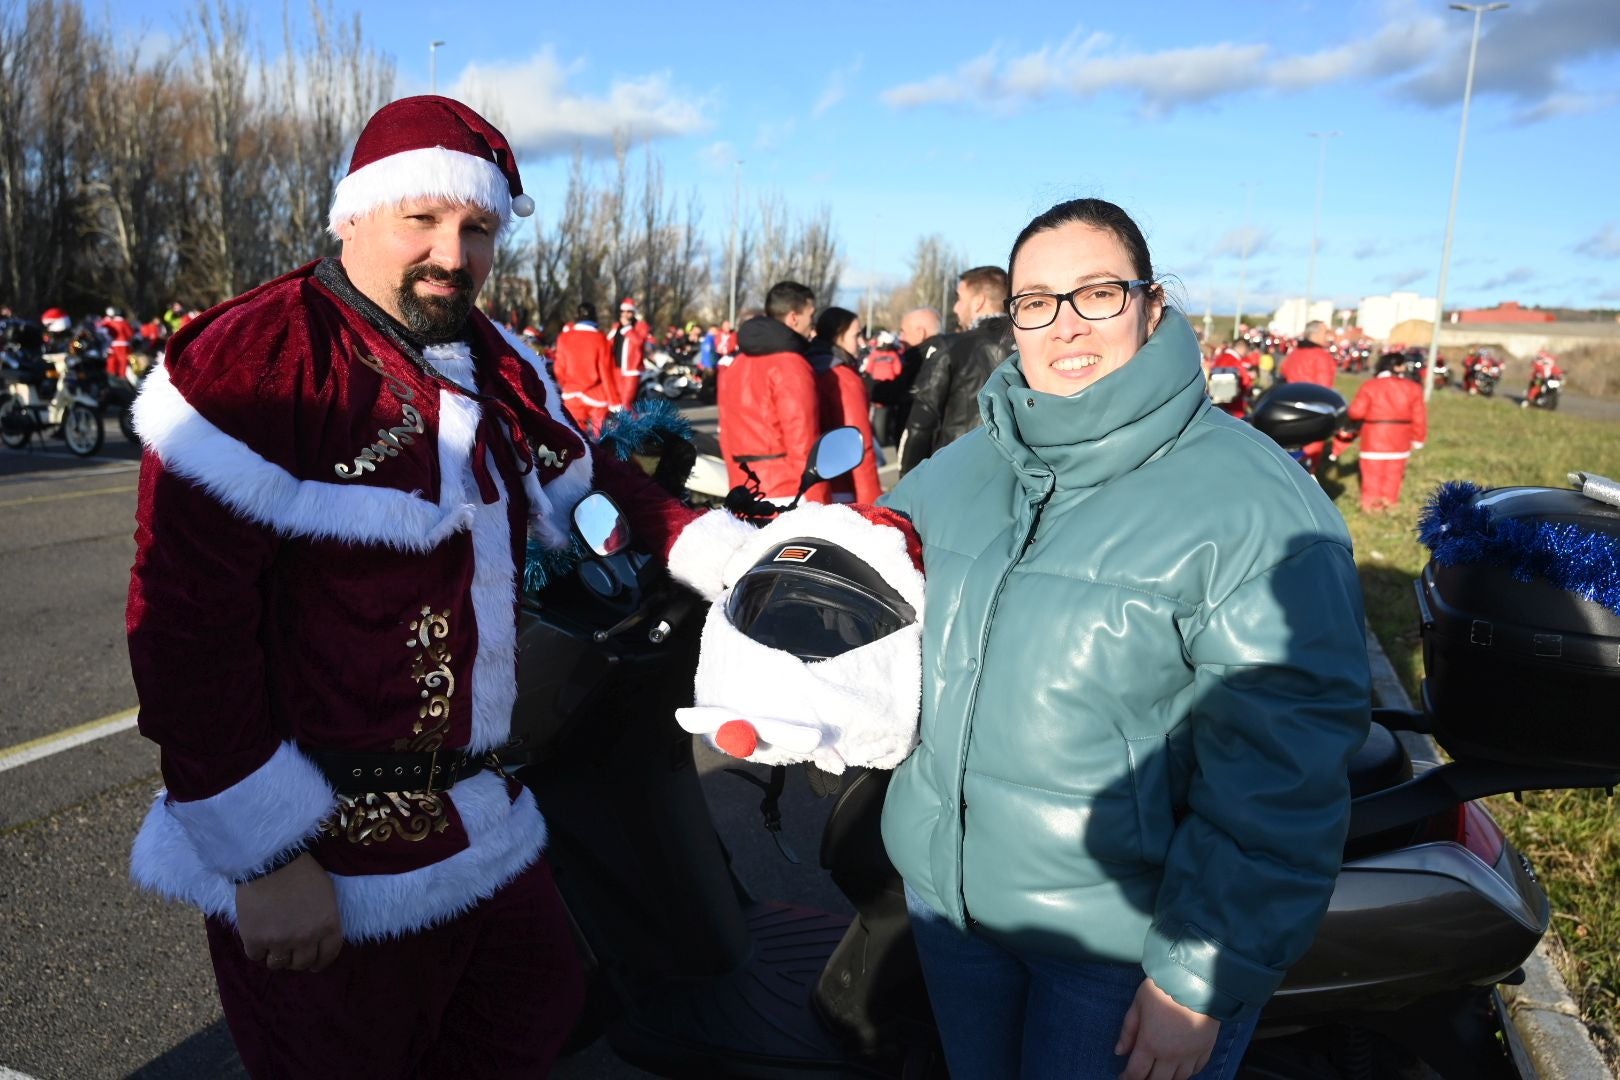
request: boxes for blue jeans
[906,885,1259,1080]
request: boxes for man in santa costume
[1279,320,1337,472]
[1329,352,1428,512]
[605,296,651,411]
[99,306,136,379]
[125,95,750,1078]
[552,300,616,435]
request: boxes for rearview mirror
[573,492,629,556]
[807,426,864,483]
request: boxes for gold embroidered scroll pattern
[321,790,448,845]
[335,353,427,480]
[398,606,454,752]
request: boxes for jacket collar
[738,314,808,357]
[979,309,1208,493]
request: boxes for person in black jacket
[898,265,1012,476]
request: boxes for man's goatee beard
[397,265,476,342]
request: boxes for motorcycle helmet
[1249,382,1346,450]
[725,537,917,662]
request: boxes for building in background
[1357,292,1439,341]
[1268,299,1337,338]
[1455,301,1556,324]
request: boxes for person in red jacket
[718,281,824,502]
[1523,350,1564,407]
[99,306,136,379]
[1329,352,1428,512]
[808,307,883,503]
[1205,338,1257,418]
[606,297,651,410]
[552,301,615,435]
[1279,320,1337,472]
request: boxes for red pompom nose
[715,720,759,758]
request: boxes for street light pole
[727,160,742,326]
[1304,131,1340,336]
[429,40,445,94]
[1233,180,1256,340]
[1425,2,1508,401]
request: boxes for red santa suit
[1205,349,1256,419]
[1526,354,1563,404]
[100,313,136,379]
[606,313,651,410]
[1330,370,1427,511]
[1280,343,1337,471]
[552,319,615,434]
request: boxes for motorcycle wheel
[63,403,104,456]
[1480,382,1494,398]
[1545,392,1559,411]
[1,397,31,449]
[119,404,139,443]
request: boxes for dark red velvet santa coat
[126,261,707,942]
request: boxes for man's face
[952,281,980,330]
[337,197,498,342]
[784,303,815,338]
[620,309,637,324]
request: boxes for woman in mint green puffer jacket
[876,198,1371,1080]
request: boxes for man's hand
[235,852,343,974]
[1115,976,1221,1080]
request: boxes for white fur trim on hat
[667,508,760,600]
[328,146,515,237]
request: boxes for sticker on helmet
[773,545,818,563]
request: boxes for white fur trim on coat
[132,363,475,552]
[493,324,595,550]
[328,146,513,238]
[131,741,336,881]
[129,770,544,943]
[674,502,926,773]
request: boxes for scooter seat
[1346,722,1411,799]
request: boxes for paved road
[0,410,855,1080]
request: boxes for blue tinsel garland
[1417,480,1620,616]
[521,400,695,592]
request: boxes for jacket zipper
[953,488,1048,928]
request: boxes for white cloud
[1476,267,1537,291]
[1210,226,1270,260]
[448,48,709,156]
[1574,223,1620,259]
[881,3,1620,123]
[813,59,863,118]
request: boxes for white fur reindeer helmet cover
[675,503,925,774]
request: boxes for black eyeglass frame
[1004,279,1152,330]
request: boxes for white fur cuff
[156,741,337,877]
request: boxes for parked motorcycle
[510,417,1619,1078]
[638,348,707,405]
[0,343,105,456]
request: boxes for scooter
[511,425,1617,1079]
[0,343,105,456]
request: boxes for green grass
[1327,376,1620,1061]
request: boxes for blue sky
[119,0,1620,314]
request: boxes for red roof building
[1456,301,1556,324]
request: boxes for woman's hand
[235,852,344,973]
[1115,976,1220,1080]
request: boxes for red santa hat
[327,95,535,236]
[619,298,637,312]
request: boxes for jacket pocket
[1125,732,1182,866]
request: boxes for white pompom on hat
[327,95,535,237]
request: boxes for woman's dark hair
[1007,198,1154,286]
[1377,351,1408,375]
[812,306,859,348]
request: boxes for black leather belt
[303,746,501,796]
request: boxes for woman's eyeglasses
[1005,280,1150,330]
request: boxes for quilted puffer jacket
[877,310,1371,1021]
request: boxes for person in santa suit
[1279,320,1337,472]
[1329,352,1428,513]
[1204,338,1257,419]
[1523,350,1564,407]
[99,306,136,379]
[605,297,651,411]
[552,300,615,435]
[125,95,753,1079]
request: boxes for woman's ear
[1146,284,1166,335]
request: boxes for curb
[1362,623,1613,1079]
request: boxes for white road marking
[0,1066,45,1079]
[0,709,140,773]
